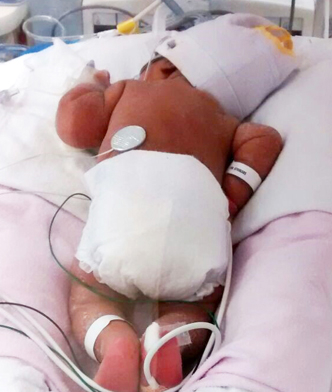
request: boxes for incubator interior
[1,1,332,392]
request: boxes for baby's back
[100,78,239,183]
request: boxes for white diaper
[76,150,231,301]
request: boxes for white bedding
[233,49,332,243]
[0,357,58,392]
[0,32,166,221]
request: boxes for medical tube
[162,0,184,16]
[22,15,98,46]
[0,0,26,5]
[0,44,27,62]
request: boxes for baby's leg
[182,211,332,392]
[141,287,223,390]
[69,259,140,392]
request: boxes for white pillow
[232,38,332,243]
[0,33,163,221]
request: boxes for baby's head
[151,13,297,120]
[91,12,297,120]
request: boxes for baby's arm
[223,123,282,217]
[56,71,126,149]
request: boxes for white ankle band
[226,161,262,191]
[84,315,125,362]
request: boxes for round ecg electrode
[111,126,146,152]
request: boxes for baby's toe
[94,320,140,392]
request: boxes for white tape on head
[226,161,262,191]
[84,315,126,362]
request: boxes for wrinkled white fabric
[0,357,58,392]
[156,13,297,120]
[0,33,165,222]
[76,151,231,301]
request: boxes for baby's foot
[94,319,140,392]
[140,288,223,391]
[141,323,183,390]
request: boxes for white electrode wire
[0,149,110,175]
[143,322,222,389]
[152,3,169,33]
[93,148,114,158]
[0,141,140,172]
[0,293,77,362]
[0,153,94,174]
[141,241,234,390]
[0,293,114,392]
[0,125,147,170]
[142,35,170,82]
[0,306,95,392]
[325,0,330,38]
[198,253,233,367]
[0,292,73,364]
[143,41,162,82]
[0,190,89,200]
[133,0,162,22]
[217,255,233,325]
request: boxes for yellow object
[117,19,139,35]
[255,25,294,56]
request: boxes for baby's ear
[56,84,110,149]
[141,58,177,81]
[158,58,178,77]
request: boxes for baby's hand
[223,123,283,218]
[94,70,111,88]
[56,70,113,149]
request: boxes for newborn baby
[56,14,296,392]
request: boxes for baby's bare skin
[57,60,282,392]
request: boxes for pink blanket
[184,211,332,392]
[1,185,331,392]
[0,186,87,392]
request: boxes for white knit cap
[156,13,297,120]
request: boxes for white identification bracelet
[84,315,125,362]
[226,161,262,191]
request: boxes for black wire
[51,5,149,37]
[0,324,28,337]
[0,302,81,369]
[288,0,296,33]
[48,193,137,303]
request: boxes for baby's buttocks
[76,151,232,301]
